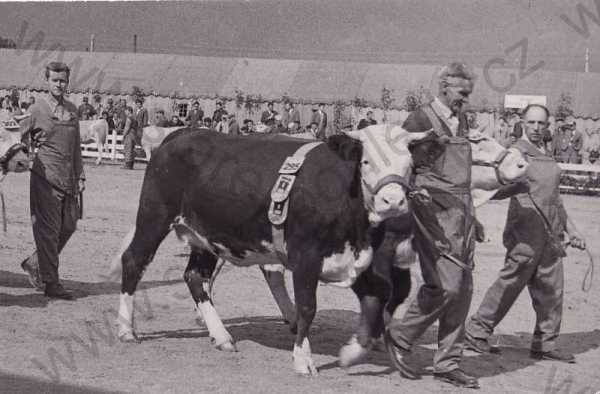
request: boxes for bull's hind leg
[260,267,297,333]
[184,249,236,352]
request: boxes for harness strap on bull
[268,141,324,256]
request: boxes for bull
[107,125,431,375]
[234,129,530,368]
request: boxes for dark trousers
[123,133,136,167]
[467,222,563,352]
[26,174,78,285]
[387,204,475,373]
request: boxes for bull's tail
[105,226,136,282]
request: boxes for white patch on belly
[319,242,373,287]
[171,216,214,253]
[393,236,418,269]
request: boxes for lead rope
[0,174,6,232]
[581,248,595,292]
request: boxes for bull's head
[0,129,29,175]
[346,125,430,224]
[468,131,528,190]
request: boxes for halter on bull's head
[345,125,430,224]
[0,129,29,176]
[467,130,528,187]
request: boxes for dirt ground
[1,161,599,394]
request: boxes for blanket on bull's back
[149,130,370,268]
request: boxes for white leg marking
[293,337,318,375]
[117,293,137,341]
[339,334,371,368]
[197,301,236,351]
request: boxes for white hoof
[118,330,140,343]
[339,335,371,368]
[215,340,238,352]
[293,338,318,376]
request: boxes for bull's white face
[468,131,528,189]
[0,129,29,175]
[346,125,430,224]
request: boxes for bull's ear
[401,128,433,144]
[344,130,362,140]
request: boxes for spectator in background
[271,114,286,134]
[77,97,96,120]
[212,101,228,125]
[565,116,583,164]
[10,100,23,117]
[357,110,377,129]
[241,119,255,134]
[228,113,240,135]
[134,98,148,145]
[308,122,320,140]
[585,128,600,164]
[105,98,116,118]
[186,101,204,128]
[215,113,228,133]
[28,96,36,106]
[92,95,103,117]
[170,115,184,127]
[112,111,124,136]
[0,97,12,122]
[122,106,137,170]
[283,101,301,133]
[154,109,170,127]
[198,117,214,132]
[261,101,277,127]
[311,103,328,139]
[553,116,582,163]
[493,117,512,148]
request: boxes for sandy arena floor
[1,161,599,394]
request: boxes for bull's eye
[361,159,369,165]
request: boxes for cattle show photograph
[1,1,600,393]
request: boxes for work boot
[434,369,480,389]
[530,349,576,364]
[44,283,74,300]
[21,258,43,291]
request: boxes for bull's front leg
[290,249,321,376]
[259,266,297,333]
[184,250,236,352]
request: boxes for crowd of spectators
[4,91,600,165]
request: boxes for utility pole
[90,34,95,52]
[133,34,137,53]
[585,47,590,73]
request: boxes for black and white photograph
[0,1,599,393]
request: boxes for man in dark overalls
[384,62,479,388]
[465,104,586,363]
[19,61,85,300]
[121,106,137,169]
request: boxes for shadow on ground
[0,371,123,394]
[0,270,181,308]
[137,309,600,380]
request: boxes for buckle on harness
[279,156,306,174]
[268,200,289,225]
